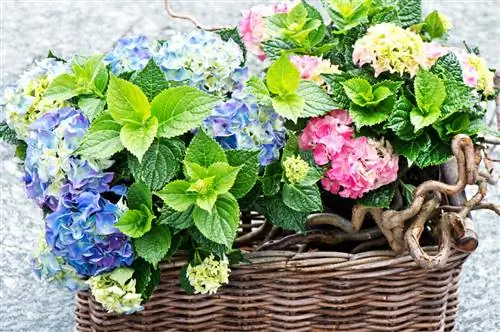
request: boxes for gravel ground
[0,1,499,331]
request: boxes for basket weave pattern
[75,248,467,332]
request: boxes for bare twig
[164,0,232,31]
[440,203,500,215]
[483,136,500,145]
[307,213,355,233]
[447,213,479,252]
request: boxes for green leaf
[107,76,151,125]
[76,113,123,160]
[184,130,227,168]
[206,162,241,195]
[0,123,18,144]
[397,0,421,28]
[120,116,158,162]
[266,54,301,96]
[158,206,194,233]
[216,27,247,63]
[195,189,219,212]
[322,74,351,109]
[189,227,230,258]
[282,133,299,162]
[265,194,308,232]
[132,258,160,301]
[424,10,447,39]
[282,183,322,213]
[115,205,154,238]
[297,81,336,117]
[133,59,169,101]
[261,162,283,197]
[135,138,182,190]
[414,133,452,168]
[400,181,416,206]
[430,53,463,82]
[81,55,108,94]
[261,38,299,60]
[393,134,431,166]
[15,141,27,160]
[179,265,195,294]
[272,93,305,123]
[184,161,209,180]
[349,103,390,127]
[226,150,260,199]
[78,97,106,121]
[410,106,441,132]
[414,71,446,115]
[384,95,416,141]
[357,183,395,208]
[193,193,240,248]
[342,78,373,106]
[44,74,78,100]
[134,225,171,268]
[150,86,220,138]
[441,80,473,118]
[156,180,197,212]
[323,0,370,33]
[127,182,152,211]
[245,76,272,106]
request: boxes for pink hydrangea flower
[238,1,299,61]
[290,55,340,84]
[300,110,399,199]
[423,42,449,68]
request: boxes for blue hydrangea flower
[31,235,88,291]
[45,191,134,277]
[203,89,286,166]
[104,36,155,75]
[0,58,69,139]
[154,30,247,95]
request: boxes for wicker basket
[75,247,468,332]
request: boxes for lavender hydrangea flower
[45,191,134,276]
[1,58,69,138]
[203,89,286,166]
[104,36,155,75]
[154,30,247,95]
[31,235,88,291]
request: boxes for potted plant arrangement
[1,0,499,331]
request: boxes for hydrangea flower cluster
[353,23,429,77]
[1,58,69,138]
[104,36,155,75]
[299,110,399,199]
[283,155,309,184]
[87,268,143,314]
[290,55,340,85]
[31,235,87,291]
[455,50,495,96]
[187,254,230,295]
[239,0,299,60]
[203,89,286,166]
[155,30,247,95]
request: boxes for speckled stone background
[0,1,499,331]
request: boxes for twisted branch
[307,213,355,233]
[164,0,231,31]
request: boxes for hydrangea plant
[0,0,497,315]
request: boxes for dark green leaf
[0,123,17,144]
[179,264,195,294]
[133,59,169,101]
[394,134,431,165]
[385,95,416,140]
[357,183,396,208]
[158,206,194,233]
[414,133,452,168]
[260,161,283,197]
[134,224,172,268]
[322,74,351,109]
[400,181,416,206]
[397,0,421,28]
[261,38,300,60]
[189,227,230,258]
[430,53,463,82]
[185,130,227,168]
[282,183,322,213]
[132,258,160,302]
[226,150,260,199]
[115,205,154,238]
[127,182,152,211]
[265,194,308,232]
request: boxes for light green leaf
[184,130,227,168]
[410,106,441,131]
[265,194,308,232]
[75,113,123,160]
[44,74,78,100]
[266,54,301,96]
[196,190,219,212]
[297,81,336,117]
[151,86,220,138]
[134,225,172,268]
[349,103,390,127]
[78,97,106,121]
[424,10,448,40]
[414,70,446,116]
[323,0,370,33]
[226,150,260,199]
[342,78,373,106]
[206,162,241,195]
[184,161,209,180]
[245,76,272,106]
[357,184,396,208]
[133,59,169,101]
[272,93,305,123]
[107,76,151,125]
[127,182,152,211]
[120,116,158,162]
[282,183,322,213]
[115,205,154,238]
[192,193,240,248]
[260,161,283,197]
[109,268,134,286]
[156,180,197,212]
[81,55,108,94]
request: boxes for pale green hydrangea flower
[187,254,230,295]
[284,155,309,184]
[87,268,143,314]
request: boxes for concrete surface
[0,1,499,331]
